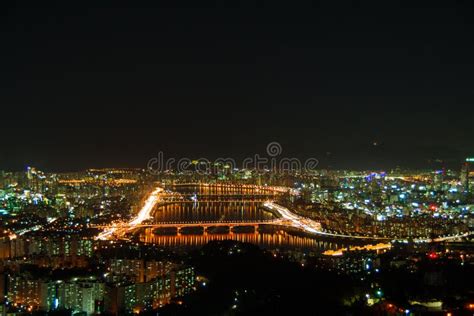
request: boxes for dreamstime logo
[266,142,282,157]
[147,142,319,175]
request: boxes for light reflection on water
[153,201,275,223]
[140,227,353,252]
[139,185,361,252]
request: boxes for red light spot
[428,252,438,259]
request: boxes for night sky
[1,1,473,171]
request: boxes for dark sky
[1,1,473,171]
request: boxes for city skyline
[1,167,473,314]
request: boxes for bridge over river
[95,184,393,241]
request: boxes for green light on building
[466,158,474,162]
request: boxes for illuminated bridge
[93,219,285,235]
[158,197,272,204]
[168,182,298,195]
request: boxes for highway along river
[138,184,370,253]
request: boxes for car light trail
[96,187,163,240]
[263,201,322,233]
[263,202,389,240]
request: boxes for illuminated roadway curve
[263,202,472,242]
[96,187,164,240]
[263,202,389,240]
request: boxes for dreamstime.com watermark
[147,142,319,175]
